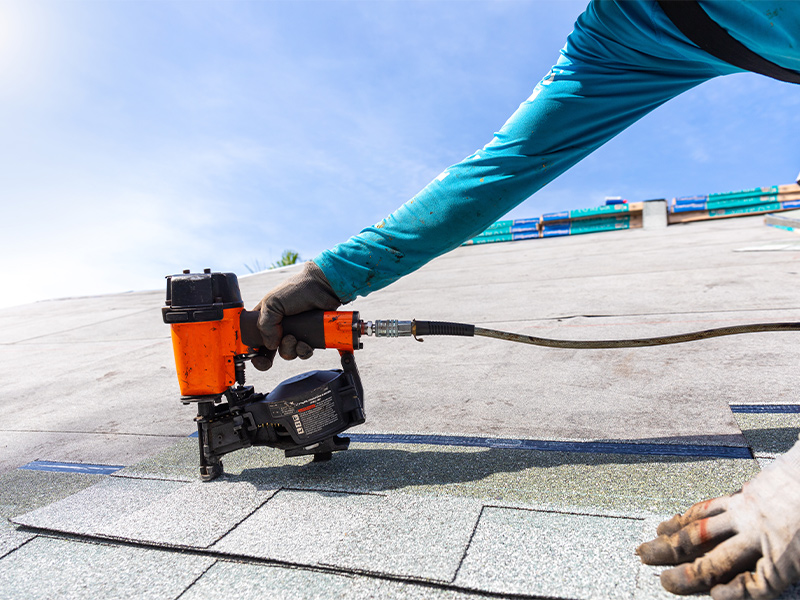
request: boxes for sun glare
[0,4,22,67]
[0,1,54,98]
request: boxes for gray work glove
[637,438,800,599]
[251,261,341,371]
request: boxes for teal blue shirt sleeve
[315,0,800,303]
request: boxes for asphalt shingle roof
[2,214,800,599]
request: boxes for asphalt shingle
[10,477,280,549]
[3,216,800,599]
[0,520,33,561]
[180,559,496,600]
[212,489,483,582]
[116,438,759,516]
[91,480,277,548]
[0,469,106,520]
[11,477,186,536]
[734,413,800,458]
[454,506,642,599]
[0,537,215,600]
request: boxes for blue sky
[1,0,798,308]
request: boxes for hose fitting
[361,320,413,337]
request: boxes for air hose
[405,320,800,349]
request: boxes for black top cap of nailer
[163,270,243,324]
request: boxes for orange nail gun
[162,269,369,481]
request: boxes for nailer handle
[239,309,360,351]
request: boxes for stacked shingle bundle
[462,202,646,246]
[668,183,800,224]
[540,202,643,238]
[461,218,540,246]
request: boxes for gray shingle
[212,489,482,582]
[11,477,185,535]
[181,560,496,600]
[0,469,106,519]
[0,520,33,560]
[92,480,278,548]
[0,537,214,600]
[11,476,278,549]
[733,413,800,458]
[455,506,642,599]
[115,438,759,516]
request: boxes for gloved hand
[637,439,800,600]
[251,261,342,371]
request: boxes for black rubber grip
[240,310,264,348]
[240,310,328,349]
[282,311,327,349]
[414,321,475,337]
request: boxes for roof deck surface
[2,215,800,599]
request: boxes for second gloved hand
[637,438,800,599]
[251,261,342,370]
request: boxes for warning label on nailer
[267,389,341,437]
[297,391,340,436]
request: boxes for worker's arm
[638,438,800,600]
[313,0,738,303]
